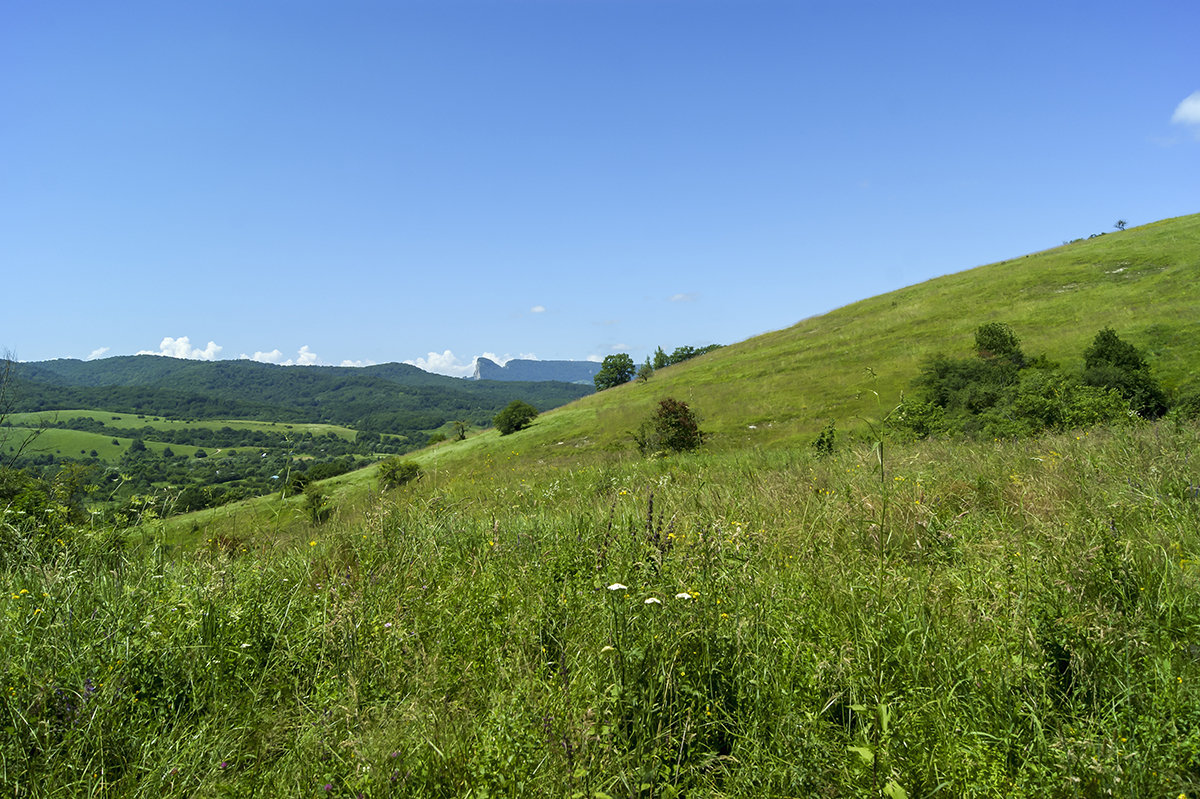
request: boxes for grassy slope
[409,214,1199,467]
[157,213,1200,543]
[13,421,1200,796]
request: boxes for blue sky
[3,0,1198,376]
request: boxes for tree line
[594,344,723,391]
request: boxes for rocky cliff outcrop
[473,358,601,384]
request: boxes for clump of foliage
[378,457,420,489]
[1082,326,1168,418]
[636,357,654,383]
[893,323,1167,439]
[0,463,122,568]
[811,421,837,456]
[974,320,1026,365]
[493,401,538,435]
[594,354,636,391]
[303,482,331,524]
[634,397,704,454]
[651,343,723,369]
[285,471,311,496]
[1169,387,1200,421]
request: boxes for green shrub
[812,421,837,456]
[1081,328,1168,418]
[974,321,1025,365]
[635,397,704,454]
[378,457,420,490]
[304,482,331,524]
[493,401,538,435]
[1169,386,1200,421]
[887,398,947,440]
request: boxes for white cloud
[86,346,110,360]
[530,305,546,313]
[340,359,377,368]
[295,345,319,365]
[240,345,321,366]
[406,350,475,377]
[669,292,698,303]
[247,349,285,364]
[405,350,538,377]
[138,336,222,360]
[1172,90,1200,128]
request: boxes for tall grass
[4,419,1200,796]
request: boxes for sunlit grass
[6,418,1199,796]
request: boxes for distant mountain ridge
[5,355,594,442]
[473,357,602,383]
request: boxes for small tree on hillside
[636,358,654,383]
[494,400,538,435]
[634,398,704,455]
[975,322,1024,365]
[594,354,636,391]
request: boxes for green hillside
[414,214,1199,468]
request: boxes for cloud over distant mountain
[405,350,537,378]
[138,336,222,360]
[241,346,321,366]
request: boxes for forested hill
[6,356,594,435]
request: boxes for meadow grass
[5,411,360,441]
[5,418,1199,797]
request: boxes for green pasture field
[4,409,359,440]
[0,427,229,461]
